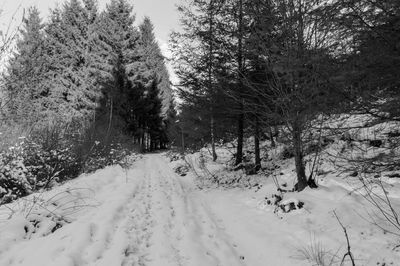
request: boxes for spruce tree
[138,17,173,150]
[44,0,106,124]
[171,0,234,156]
[96,0,141,141]
[3,7,47,123]
[139,17,173,119]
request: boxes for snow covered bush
[297,239,339,266]
[0,188,95,244]
[0,144,34,204]
[83,142,138,173]
[0,138,81,204]
[22,139,80,188]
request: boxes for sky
[0,0,181,42]
[0,0,182,82]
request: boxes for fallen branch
[333,210,356,266]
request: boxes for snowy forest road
[0,154,250,266]
[121,154,247,266]
[0,153,307,266]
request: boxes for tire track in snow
[0,154,247,266]
[144,158,186,266]
[77,173,148,265]
[69,169,154,266]
[122,173,155,266]
[145,155,246,266]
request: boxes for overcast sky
[1,0,181,42]
[0,0,182,81]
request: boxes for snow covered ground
[0,151,399,265]
[0,154,256,266]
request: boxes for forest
[0,0,399,265]
[0,0,175,203]
[171,0,400,191]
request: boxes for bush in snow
[0,188,95,242]
[0,138,81,204]
[296,238,339,266]
[83,142,138,173]
[22,139,81,188]
[0,130,139,204]
[0,145,34,204]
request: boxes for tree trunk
[254,117,261,171]
[208,1,217,162]
[150,135,154,151]
[292,121,308,191]
[211,115,218,161]
[181,128,185,154]
[105,97,113,146]
[235,0,244,167]
[269,127,276,148]
[146,131,150,151]
[236,113,244,166]
[140,122,146,153]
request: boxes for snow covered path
[8,152,394,265]
[0,154,258,266]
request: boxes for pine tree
[44,0,106,124]
[327,0,400,120]
[266,0,342,190]
[144,79,163,150]
[244,0,277,172]
[171,0,235,156]
[3,7,46,123]
[139,17,173,120]
[138,17,173,150]
[321,0,400,173]
[96,0,141,141]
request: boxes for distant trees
[3,0,173,149]
[137,16,173,151]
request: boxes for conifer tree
[171,0,235,157]
[3,7,46,123]
[264,0,341,190]
[244,0,277,171]
[139,17,173,119]
[44,0,106,124]
[97,0,141,141]
[327,0,400,120]
[138,17,173,150]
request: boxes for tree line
[3,0,175,152]
[171,0,399,191]
[0,0,175,202]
